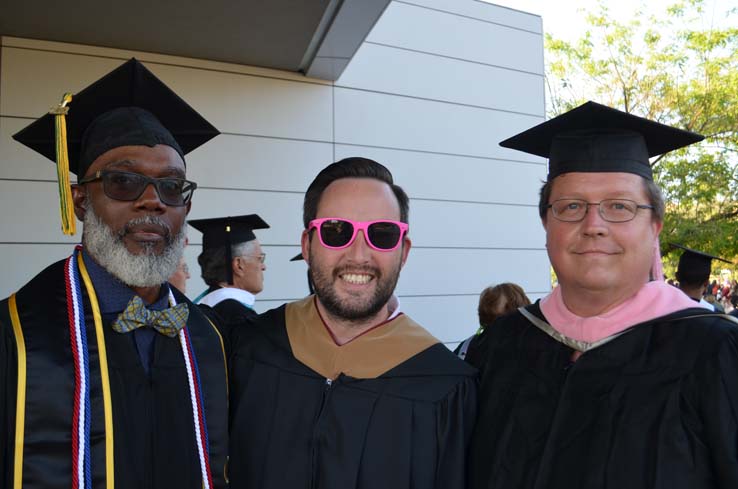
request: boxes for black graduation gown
[228,303,478,489]
[199,297,257,357]
[469,303,738,489]
[0,258,228,489]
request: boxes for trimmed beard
[308,248,401,324]
[82,202,186,288]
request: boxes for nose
[346,229,372,261]
[134,182,166,211]
[581,203,609,237]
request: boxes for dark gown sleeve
[435,374,477,489]
[683,325,738,488]
[0,307,19,489]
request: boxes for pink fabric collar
[539,281,701,343]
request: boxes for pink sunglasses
[308,218,409,251]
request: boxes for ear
[301,229,311,265]
[72,184,88,220]
[232,256,245,278]
[399,236,412,267]
[185,200,192,215]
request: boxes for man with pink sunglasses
[228,157,477,488]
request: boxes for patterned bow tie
[112,295,189,337]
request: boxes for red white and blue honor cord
[65,251,91,489]
[65,247,213,489]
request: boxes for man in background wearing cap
[673,243,730,312]
[228,157,477,488]
[190,214,269,323]
[470,102,738,489]
[0,59,227,489]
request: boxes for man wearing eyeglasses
[228,157,477,489]
[469,102,738,489]
[0,59,228,489]
[189,214,269,341]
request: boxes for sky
[483,0,738,41]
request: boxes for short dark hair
[197,241,254,287]
[303,157,409,228]
[538,175,665,222]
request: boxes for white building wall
[0,0,548,346]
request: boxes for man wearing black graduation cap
[190,214,269,326]
[673,243,731,312]
[228,157,477,489]
[470,102,738,489]
[0,59,228,489]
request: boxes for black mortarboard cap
[500,101,704,181]
[290,253,304,262]
[13,57,219,177]
[12,58,219,235]
[189,214,270,250]
[672,243,732,284]
[189,214,269,285]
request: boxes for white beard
[82,203,186,287]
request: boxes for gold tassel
[49,93,75,235]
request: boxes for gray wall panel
[337,42,544,114]
[334,87,544,160]
[367,1,543,73]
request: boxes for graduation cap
[13,57,219,235]
[500,101,704,181]
[290,253,304,262]
[672,243,733,285]
[188,214,269,285]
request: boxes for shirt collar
[81,249,171,314]
[198,286,256,309]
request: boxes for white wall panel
[0,47,333,142]
[334,87,544,160]
[398,248,550,296]
[334,144,546,205]
[186,134,333,191]
[0,49,125,117]
[399,0,542,33]
[0,116,57,180]
[145,63,333,141]
[0,181,79,244]
[410,199,544,248]
[367,1,543,74]
[187,189,304,245]
[337,42,543,115]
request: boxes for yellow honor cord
[9,294,27,489]
[50,93,76,235]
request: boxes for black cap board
[189,214,269,285]
[500,101,704,181]
[189,214,269,250]
[290,253,304,262]
[12,57,219,235]
[672,243,732,285]
[13,57,219,177]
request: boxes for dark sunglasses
[78,170,197,206]
[309,218,409,251]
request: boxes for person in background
[455,282,530,368]
[169,238,191,293]
[190,214,269,324]
[1,58,227,489]
[470,101,738,489]
[672,243,731,312]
